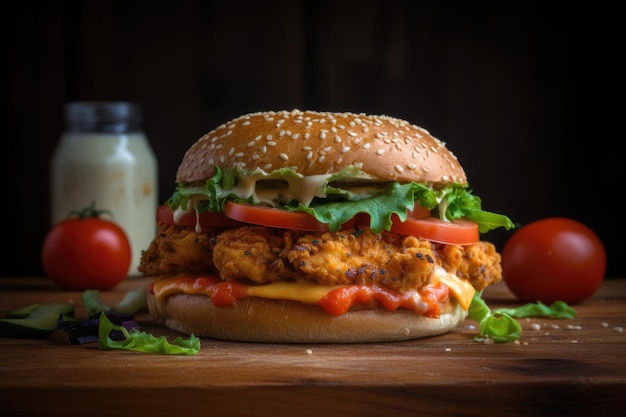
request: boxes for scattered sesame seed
[394,165,404,173]
[341,146,350,153]
[279,153,289,160]
[376,149,385,155]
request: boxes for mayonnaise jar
[51,102,158,276]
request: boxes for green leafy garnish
[496,301,576,319]
[168,165,515,234]
[467,292,522,343]
[82,288,147,315]
[98,312,200,355]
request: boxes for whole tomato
[42,203,131,290]
[502,217,606,304]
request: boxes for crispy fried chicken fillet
[138,223,219,276]
[139,224,502,293]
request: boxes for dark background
[3,0,622,277]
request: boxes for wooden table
[1,276,625,417]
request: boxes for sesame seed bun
[176,109,467,186]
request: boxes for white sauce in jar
[51,103,158,276]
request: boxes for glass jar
[50,102,158,276]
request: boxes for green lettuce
[496,301,576,319]
[468,292,522,343]
[98,313,200,355]
[168,166,515,234]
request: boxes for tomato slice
[408,205,431,219]
[224,202,355,232]
[390,216,479,245]
[157,205,244,229]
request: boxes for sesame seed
[266,135,273,141]
[292,133,300,139]
[280,153,289,160]
[303,146,312,151]
[251,154,260,160]
[334,136,342,143]
[267,141,277,146]
[229,147,235,156]
[255,135,262,141]
[264,164,272,170]
[318,155,325,162]
[235,152,244,158]
[363,143,370,149]
[306,151,313,160]
[242,121,250,126]
[341,146,350,153]
[320,131,326,139]
[395,165,404,173]
[279,130,286,136]
[408,163,417,170]
[247,141,255,147]
[305,133,310,139]
[376,149,385,155]
[323,146,332,152]
[348,131,358,137]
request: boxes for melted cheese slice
[432,266,475,310]
[152,267,475,311]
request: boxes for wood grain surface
[1,277,625,417]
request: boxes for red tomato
[157,205,244,229]
[224,202,356,232]
[42,210,132,290]
[389,216,479,245]
[502,217,606,304]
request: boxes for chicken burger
[139,109,514,343]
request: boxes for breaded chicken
[138,223,220,276]
[211,226,503,293]
[212,226,300,283]
[141,223,503,293]
[436,241,502,291]
[288,229,437,292]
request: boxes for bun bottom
[147,292,468,343]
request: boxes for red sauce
[152,276,450,318]
[320,282,449,317]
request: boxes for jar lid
[64,102,143,133]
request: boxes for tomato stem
[67,201,114,219]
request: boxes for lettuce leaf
[98,313,200,355]
[467,292,522,343]
[496,301,576,319]
[168,166,515,234]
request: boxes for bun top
[176,109,467,186]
